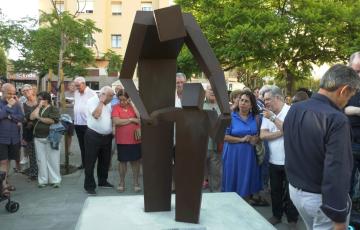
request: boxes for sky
[0,0,39,20]
[0,0,39,59]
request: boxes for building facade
[39,0,175,58]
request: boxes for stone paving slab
[0,136,305,230]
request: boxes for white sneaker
[20,156,29,164]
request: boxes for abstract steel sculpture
[119,5,230,223]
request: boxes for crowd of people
[1,51,360,230]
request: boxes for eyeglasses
[22,89,31,93]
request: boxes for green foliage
[0,47,6,76]
[177,46,201,78]
[9,9,101,78]
[104,49,123,75]
[177,0,360,94]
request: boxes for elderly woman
[21,84,38,180]
[30,91,61,188]
[222,90,266,204]
[111,90,141,192]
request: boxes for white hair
[349,51,360,66]
[100,86,114,95]
[74,76,86,84]
[21,84,32,90]
[176,72,186,80]
[259,85,271,98]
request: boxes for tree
[0,47,6,77]
[12,9,101,77]
[177,46,201,79]
[104,49,123,76]
[177,0,360,94]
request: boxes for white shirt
[261,104,290,165]
[175,91,182,108]
[74,87,96,125]
[86,96,112,135]
[174,91,182,144]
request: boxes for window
[55,1,65,13]
[141,2,153,11]
[85,34,94,47]
[111,34,121,48]
[78,0,94,14]
[111,2,122,15]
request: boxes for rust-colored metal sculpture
[119,5,230,224]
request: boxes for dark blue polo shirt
[284,93,352,223]
[0,100,24,144]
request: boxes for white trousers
[34,138,61,185]
[289,184,350,230]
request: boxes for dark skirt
[117,144,141,162]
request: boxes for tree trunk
[284,68,294,96]
[58,33,69,171]
[57,32,65,107]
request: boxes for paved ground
[0,135,305,230]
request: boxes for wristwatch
[270,115,276,122]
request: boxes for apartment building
[39,0,176,89]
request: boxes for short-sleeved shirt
[74,87,96,125]
[0,100,24,144]
[347,92,360,141]
[112,104,140,145]
[86,96,112,135]
[261,103,290,165]
[33,105,60,138]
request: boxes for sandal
[248,197,270,207]
[117,182,125,192]
[134,185,141,192]
[2,186,10,197]
[6,185,16,191]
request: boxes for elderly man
[175,73,186,108]
[260,85,298,228]
[83,86,114,195]
[345,51,360,199]
[0,83,24,192]
[202,84,221,191]
[284,64,360,230]
[0,80,4,99]
[73,77,96,170]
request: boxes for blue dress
[221,111,262,197]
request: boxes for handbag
[134,127,141,141]
[255,115,265,165]
[132,104,141,141]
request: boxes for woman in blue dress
[222,90,264,203]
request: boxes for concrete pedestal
[75,192,275,230]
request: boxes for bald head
[1,83,15,92]
[349,51,360,75]
[100,86,115,104]
[1,83,16,101]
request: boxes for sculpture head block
[181,83,205,110]
[154,5,187,42]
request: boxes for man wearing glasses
[284,64,360,230]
